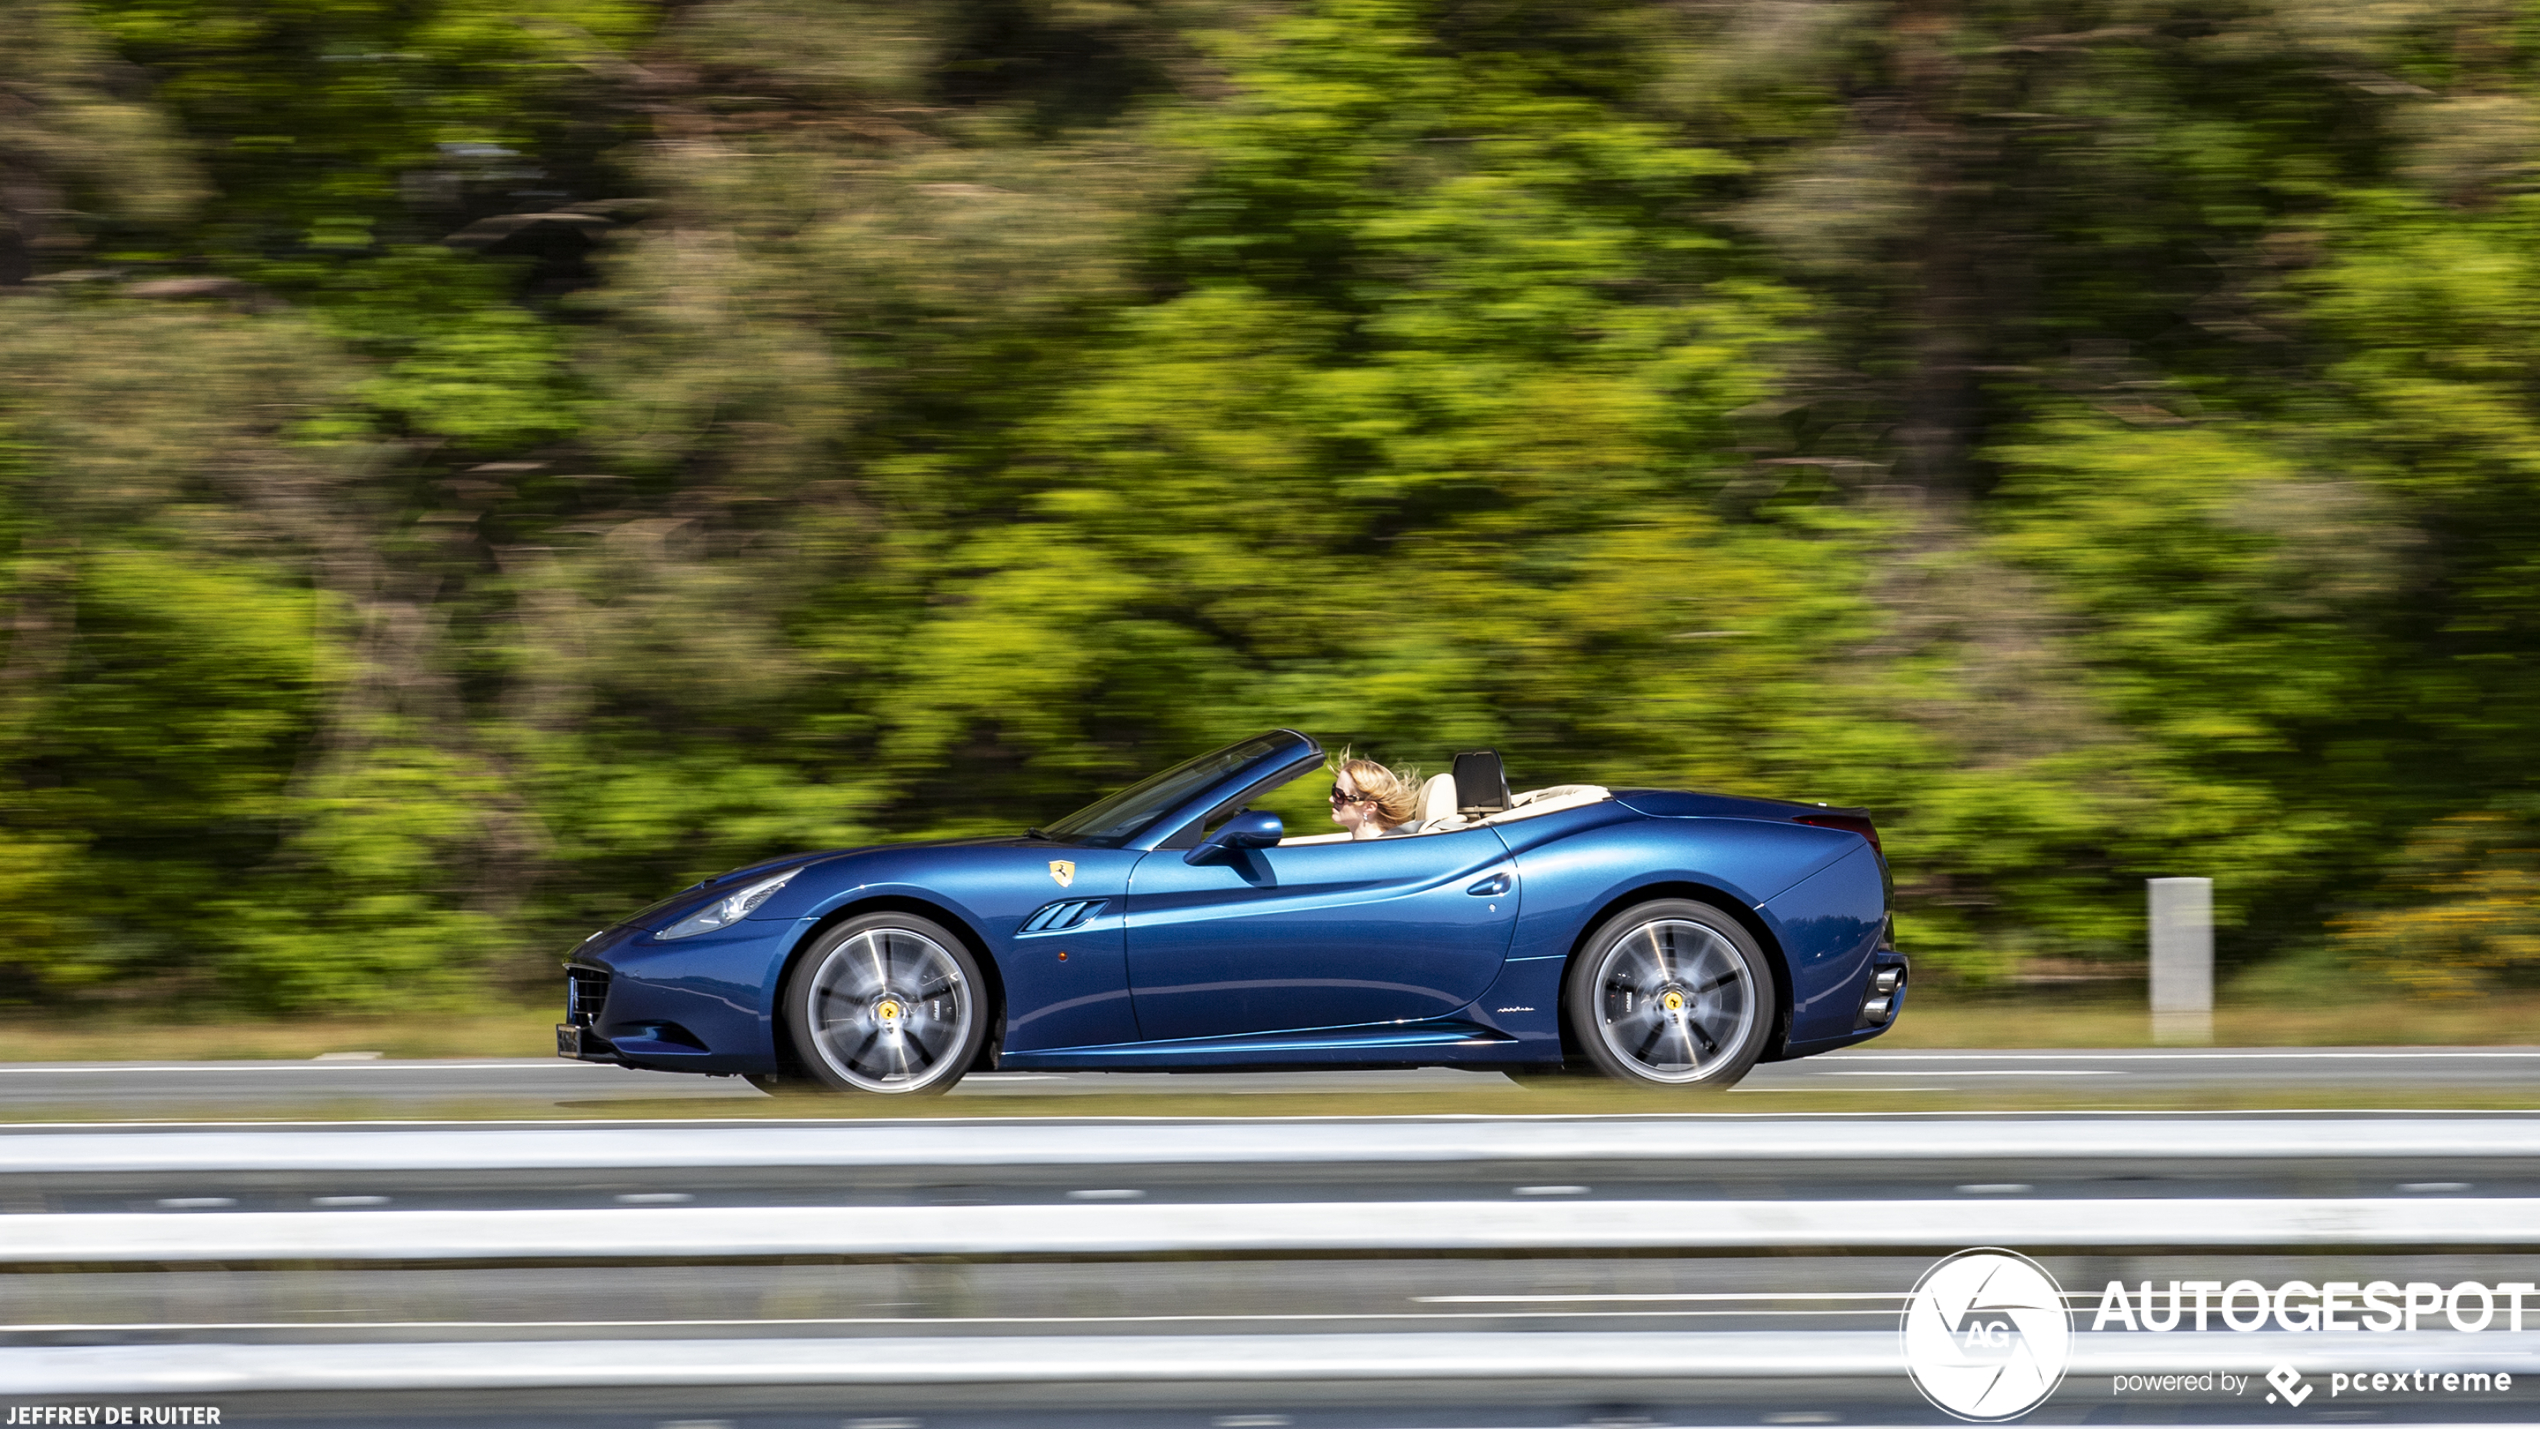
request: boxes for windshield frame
[1037,731,1321,850]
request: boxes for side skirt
[999,1019,1523,1071]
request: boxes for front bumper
[556,962,626,1064]
[552,919,792,1075]
[555,1022,627,1065]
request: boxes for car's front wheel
[1563,898,1777,1089]
[781,912,986,1096]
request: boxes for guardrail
[8,1116,2538,1406]
[4,1115,2539,1175]
[7,1330,2536,1396]
[6,1196,2538,1263]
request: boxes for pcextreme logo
[1902,1248,2074,1422]
[2267,1363,2314,1405]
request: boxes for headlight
[654,867,802,940]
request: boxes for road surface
[0,1046,2529,1116]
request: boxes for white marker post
[2148,877,2213,1046]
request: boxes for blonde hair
[1335,755,1419,828]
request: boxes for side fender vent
[1021,898,1111,934]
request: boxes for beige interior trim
[1479,786,1613,825]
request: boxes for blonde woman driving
[1329,757,1421,839]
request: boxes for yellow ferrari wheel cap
[1661,990,1686,1013]
[877,1000,902,1022]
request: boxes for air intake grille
[1021,898,1110,933]
[564,968,610,1027]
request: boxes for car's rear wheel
[781,912,985,1096]
[1564,898,1777,1089]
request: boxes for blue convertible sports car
[557,730,1906,1094]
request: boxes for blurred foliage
[1,0,2538,1009]
[2335,810,2540,996]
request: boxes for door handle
[1466,873,1511,897]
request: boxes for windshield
[1040,735,1295,846]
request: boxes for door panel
[990,846,1144,1054]
[1125,828,1519,1041]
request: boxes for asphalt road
[0,1046,2531,1114]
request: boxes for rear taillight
[1797,812,1882,859]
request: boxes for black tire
[781,911,987,1096]
[1562,898,1777,1089]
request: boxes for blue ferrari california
[557,730,1905,1093]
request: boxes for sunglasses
[1329,784,1370,804]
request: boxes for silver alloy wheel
[801,925,973,1093]
[1589,916,1758,1083]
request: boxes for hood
[615,833,1047,931]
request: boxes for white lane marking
[0,1308,1916,1334]
[1426,1291,2167,1308]
[1512,1185,1589,1196]
[2401,1182,2472,1192]
[7,1106,2538,1134]
[1736,1086,1954,1092]
[1957,1184,2032,1194]
[1818,1076,2113,1086]
[0,1060,590,1073]
[1066,1188,1144,1201]
[614,1192,693,1204]
[152,1198,235,1209]
[310,1195,390,1207]
[1418,1293,1901,1303]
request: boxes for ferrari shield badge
[1048,860,1076,889]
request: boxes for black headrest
[1452,750,1511,814]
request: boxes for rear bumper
[1773,950,1909,1061]
[1855,951,1909,1031]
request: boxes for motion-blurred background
[3,0,2536,1028]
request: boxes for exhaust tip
[1858,961,1906,1027]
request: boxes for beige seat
[1413,772,1461,832]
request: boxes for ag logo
[1048,860,1075,889]
[1902,1248,2071,1421]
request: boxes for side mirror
[1185,809,1283,864]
